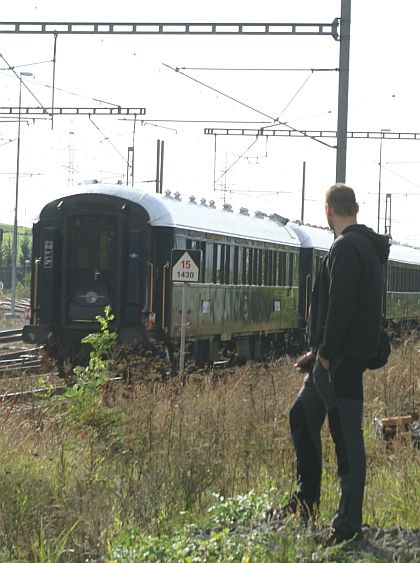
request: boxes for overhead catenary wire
[277,72,314,117]
[214,137,259,184]
[163,61,334,189]
[162,63,335,149]
[0,68,122,108]
[163,62,276,122]
[214,187,291,194]
[0,139,15,148]
[0,52,51,116]
[88,116,127,162]
[0,59,53,70]
[372,160,420,189]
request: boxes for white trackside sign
[171,250,201,283]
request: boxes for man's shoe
[322,525,363,547]
[265,495,314,525]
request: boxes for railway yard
[1,2,420,559]
[0,319,419,560]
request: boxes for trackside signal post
[171,249,202,374]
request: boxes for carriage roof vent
[255,210,267,219]
[208,200,216,208]
[164,189,171,198]
[239,207,250,215]
[200,198,207,206]
[173,191,181,200]
[189,195,197,204]
[79,179,99,185]
[269,213,289,225]
[223,203,233,212]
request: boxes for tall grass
[0,335,418,560]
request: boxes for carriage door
[64,214,118,323]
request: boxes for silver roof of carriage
[289,222,334,251]
[389,241,420,265]
[56,183,301,247]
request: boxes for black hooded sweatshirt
[308,224,390,361]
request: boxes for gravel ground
[330,526,420,562]
[273,523,420,562]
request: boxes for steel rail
[0,328,23,344]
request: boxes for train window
[412,267,418,291]
[188,239,206,282]
[233,246,239,284]
[205,242,213,283]
[277,252,282,286]
[242,247,248,285]
[261,250,266,286]
[212,243,218,283]
[219,245,225,284]
[293,252,299,286]
[247,248,253,285]
[279,251,287,286]
[397,267,403,292]
[272,251,279,286]
[224,245,231,284]
[68,215,116,277]
[175,234,186,249]
[288,253,294,287]
[252,248,258,285]
[257,249,263,286]
[201,241,206,282]
[267,250,273,286]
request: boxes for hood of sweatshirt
[342,224,390,264]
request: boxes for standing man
[283,184,390,543]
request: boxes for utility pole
[335,0,351,183]
[384,193,392,237]
[301,161,306,222]
[156,140,164,194]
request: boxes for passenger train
[22,183,420,373]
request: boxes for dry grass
[0,338,419,560]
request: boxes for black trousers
[289,356,368,532]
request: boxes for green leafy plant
[62,305,120,436]
[72,305,117,389]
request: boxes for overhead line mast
[0,107,146,116]
[0,7,350,180]
[0,21,339,37]
[204,129,420,141]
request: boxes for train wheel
[58,356,76,385]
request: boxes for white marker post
[171,249,201,375]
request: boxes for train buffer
[212,359,230,369]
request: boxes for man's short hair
[325,183,358,216]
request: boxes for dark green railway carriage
[385,243,420,327]
[23,184,311,367]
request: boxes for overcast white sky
[1,1,420,245]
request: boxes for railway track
[0,375,123,404]
[0,327,23,345]
[0,353,43,374]
[0,326,44,375]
